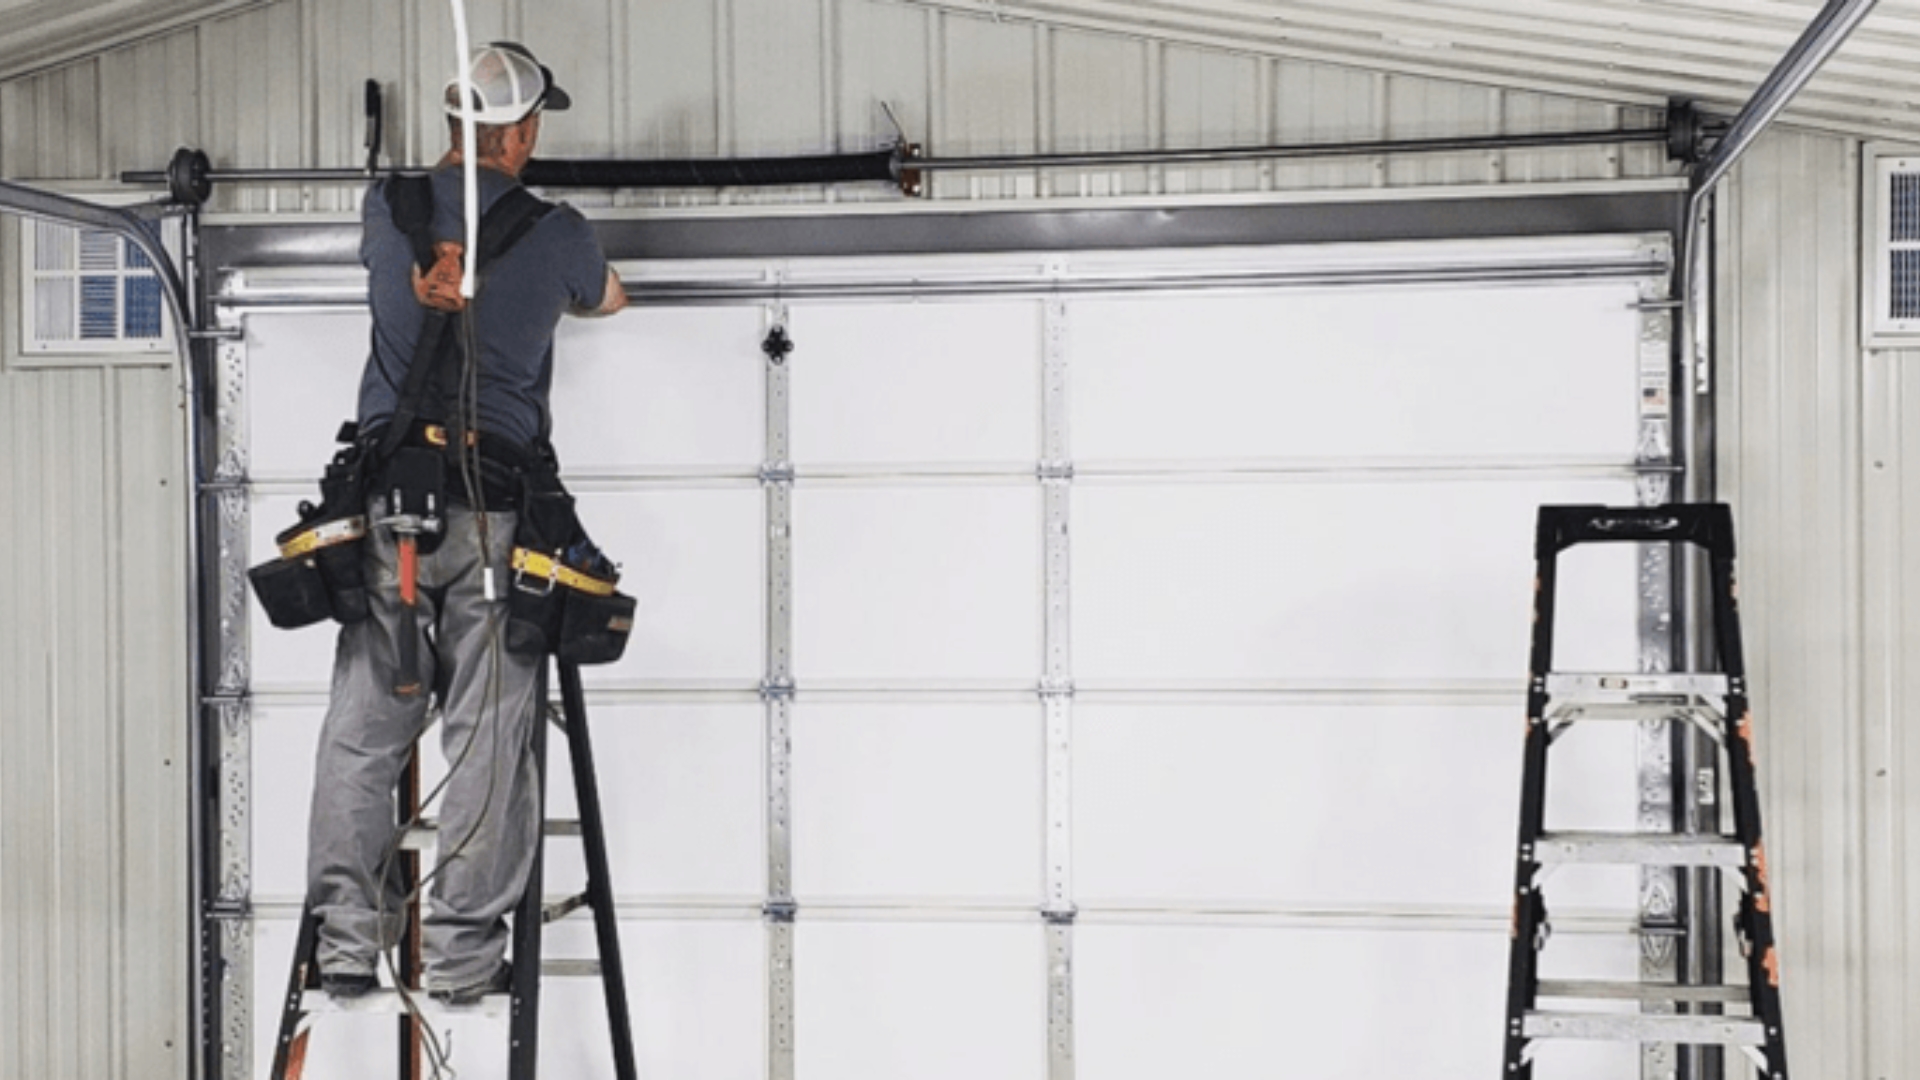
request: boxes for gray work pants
[307,499,544,991]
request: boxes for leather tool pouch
[248,437,373,628]
[506,459,635,665]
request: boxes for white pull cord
[449,0,479,299]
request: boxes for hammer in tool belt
[377,449,446,697]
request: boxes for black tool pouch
[379,446,448,555]
[248,439,373,628]
[556,587,637,665]
[312,448,372,622]
[248,554,334,630]
[505,459,635,664]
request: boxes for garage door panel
[1075,704,1637,912]
[1070,283,1642,463]
[550,307,766,472]
[788,300,1042,466]
[794,484,1042,682]
[250,703,324,901]
[791,703,1042,901]
[571,489,765,684]
[251,917,765,1080]
[1073,479,1640,682]
[1077,924,1639,1080]
[244,311,372,479]
[252,701,766,903]
[541,918,766,1080]
[796,922,1046,1080]
[541,703,765,900]
[232,237,1674,1079]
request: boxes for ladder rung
[543,892,590,923]
[1522,1010,1766,1046]
[299,988,509,1017]
[1547,673,1730,700]
[1536,979,1753,1004]
[1534,831,1746,867]
[1544,673,1729,722]
[541,958,602,978]
[403,818,584,851]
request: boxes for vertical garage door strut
[266,659,639,1080]
[1502,504,1789,1080]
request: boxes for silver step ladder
[1502,504,1788,1080]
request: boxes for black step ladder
[269,659,637,1080]
[1502,503,1788,1080]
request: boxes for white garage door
[219,231,1676,1080]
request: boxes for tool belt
[247,434,375,630]
[249,424,636,665]
[504,451,636,666]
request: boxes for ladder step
[402,818,583,851]
[542,958,602,978]
[1534,831,1746,867]
[1522,1010,1765,1046]
[299,988,510,1018]
[1536,979,1753,1004]
[1544,673,1729,722]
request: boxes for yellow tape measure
[511,547,618,597]
[278,516,367,559]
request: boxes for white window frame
[18,218,173,357]
[1864,145,1920,347]
[3,186,181,370]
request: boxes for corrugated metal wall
[0,0,1670,208]
[1717,130,1879,1080]
[0,353,190,1078]
[2,3,1911,1080]
[1861,281,1920,1078]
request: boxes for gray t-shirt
[357,166,610,448]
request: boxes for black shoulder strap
[385,174,437,273]
[376,181,557,459]
[473,187,553,268]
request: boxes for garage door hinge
[1042,905,1077,926]
[189,327,245,342]
[760,679,796,701]
[206,898,252,921]
[759,463,795,484]
[763,899,798,923]
[1039,679,1074,699]
[1037,461,1075,481]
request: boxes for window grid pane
[78,275,119,339]
[124,276,163,339]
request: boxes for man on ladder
[306,41,626,1005]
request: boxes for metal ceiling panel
[889,0,1920,141]
[0,0,273,83]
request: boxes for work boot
[320,970,378,1000]
[429,961,512,1007]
